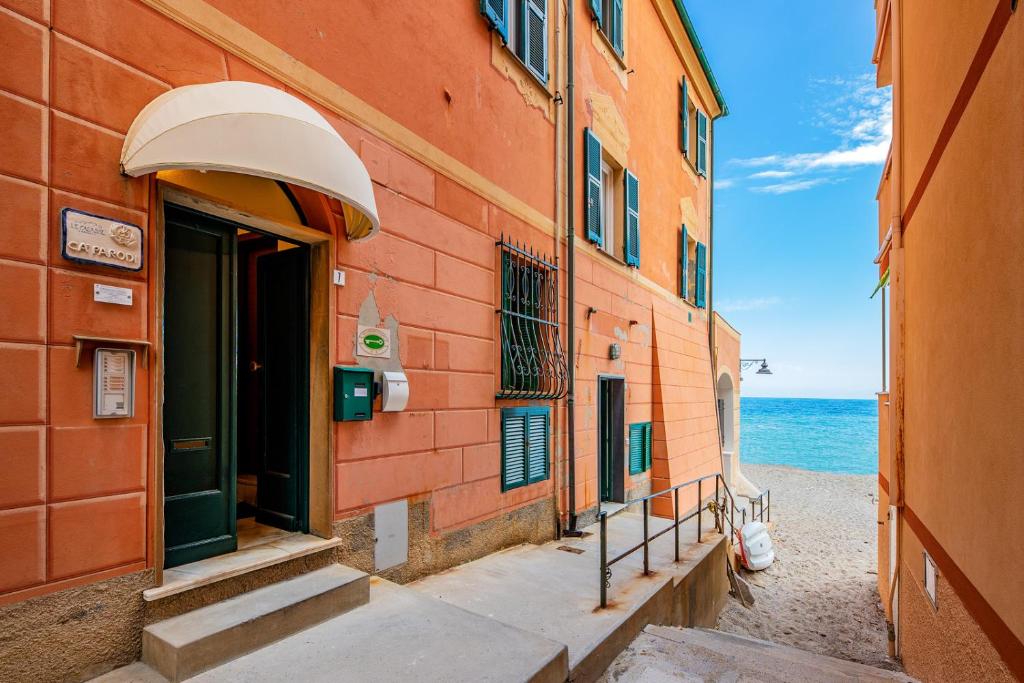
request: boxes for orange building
[0,1,732,679]
[871,1,1022,680]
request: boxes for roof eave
[673,0,729,119]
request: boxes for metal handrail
[598,472,723,608]
[597,472,775,608]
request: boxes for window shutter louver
[588,0,602,22]
[680,79,689,155]
[695,241,707,309]
[680,225,688,298]
[696,110,708,175]
[644,423,652,471]
[523,0,548,82]
[501,407,550,491]
[611,0,624,54]
[501,411,528,490]
[526,410,549,483]
[629,423,645,475]
[624,170,640,267]
[584,128,603,244]
[480,0,510,44]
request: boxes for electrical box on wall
[333,366,375,421]
[381,371,409,412]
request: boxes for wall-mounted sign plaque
[357,325,392,359]
[61,208,143,271]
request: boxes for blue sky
[686,1,890,399]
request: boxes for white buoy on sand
[738,521,775,571]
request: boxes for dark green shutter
[644,423,652,471]
[526,409,549,483]
[501,410,528,490]
[502,407,550,491]
[695,241,707,309]
[588,0,602,22]
[523,0,548,82]
[680,225,688,298]
[629,422,652,474]
[611,0,624,54]
[624,170,639,267]
[696,110,708,175]
[629,423,645,474]
[680,79,689,155]
[585,128,603,244]
[480,0,509,44]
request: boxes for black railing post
[760,495,764,522]
[642,499,650,575]
[767,490,771,522]
[751,499,755,522]
[715,475,721,533]
[599,512,608,608]
[673,488,680,562]
[697,479,702,543]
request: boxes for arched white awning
[121,81,379,240]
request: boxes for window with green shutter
[623,170,639,267]
[628,422,652,475]
[679,79,689,156]
[592,0,623,57]
[501,407,550,491]
[584,128,603,244]
[483,0,549,84]
[696,110,708,176]
[521,0,548,82]
[695,241,707,309]
[480,0,509,44]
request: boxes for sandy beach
[718,463,902,671]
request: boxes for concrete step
[186,578,569,683]
[142,564,369,682]
[601,625,916,682]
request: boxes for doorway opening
[162,204,311,569]
[598,376,626,505]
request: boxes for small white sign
[94,283,133,306]
[62,208,143,271]
[356,325,392,359]
[333,269,346,286]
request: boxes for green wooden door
[255,248,310,532]
[599,377,625,503]
[163,206,237,568]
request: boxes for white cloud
[751,178,834,194]
[717,296,782,312]
[749,170,796,179]
[730,75,892,183]
[714,178,736,190]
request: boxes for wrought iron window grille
[497,236,569,399]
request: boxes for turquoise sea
[739,397,878,475]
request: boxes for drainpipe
[564,0,582,536]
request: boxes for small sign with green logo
[357,325,392,359]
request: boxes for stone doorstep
[143,534,343,601]
[142,564,369,682]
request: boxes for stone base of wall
[333,496,556,584]
[0,569,155,683]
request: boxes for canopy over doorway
[120,80,379,240]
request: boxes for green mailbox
[334,366,375,421]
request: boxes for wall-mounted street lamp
[740,358,773,375]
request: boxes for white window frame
[600,160,615,257]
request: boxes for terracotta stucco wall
[875,0,1023,677]
[0,0,724,609]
